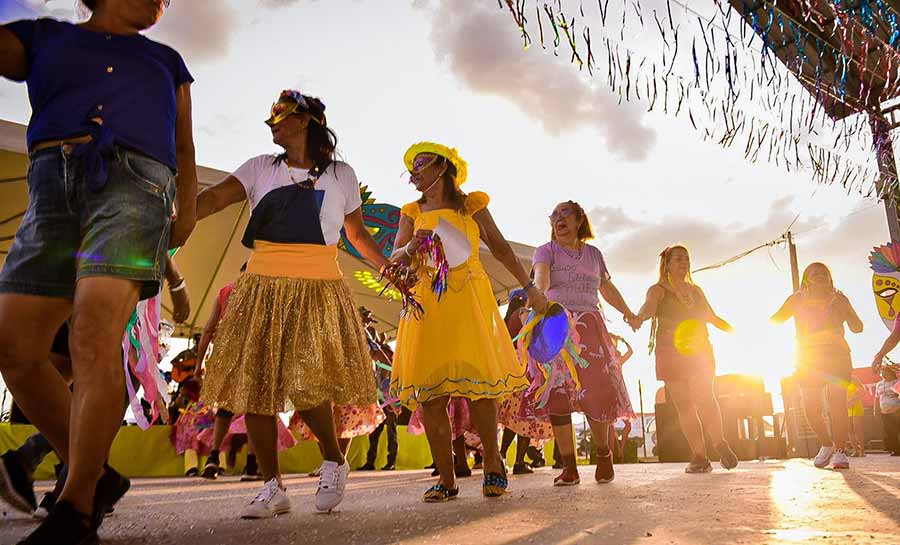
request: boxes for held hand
[625,314,643,331]
[872,352,886,370]
[526,287,548,314]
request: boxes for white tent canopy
[0,120,535,337]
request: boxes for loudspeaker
[654,402,695,462]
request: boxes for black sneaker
[33,491,57,520]
[358,462,376,471]
[512,463,534,475]
[17,500,98,545]
[202,452,220,480]
[381,463,396,471]
[239,456,263,482]
[0,450,36,514]
[92,465,130,528]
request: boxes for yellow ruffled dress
[390,192,528,409]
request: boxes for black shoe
[240,455,262,481]
[185,467,199,477]
[529,458,546,468]
[18,500,98,545]
[381,463,396,471]
[33,468,66,520]
[358,462,376,471]
[0,450,36,514]
[512,463,534,475]
[431,467,440,476]
[424,462,435,470]
[552,461,564,470]
[202,452,220,480]
[455,465,472,478]
[92,465,130,528]
[33,491,57,519]
[891,451,900,456]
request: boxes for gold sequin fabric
[201,273,377,415]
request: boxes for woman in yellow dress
[390,142,548,502]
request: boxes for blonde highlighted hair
[657,245,694,286]
[550,200,595,242]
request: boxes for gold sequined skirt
[201,263,376,416]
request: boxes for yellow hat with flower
[404,141,468,186]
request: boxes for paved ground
[2,455,899,545]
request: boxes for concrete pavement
[2,455,898,545]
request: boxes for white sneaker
[315,460,350,512]
[831,449,850,470]
[241,478,291,519]
[813,445,835,468]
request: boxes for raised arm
[0,27,28,81]
[770,294,797,324]
[389,214,415,263]
[196,175,247,221]
[473,207,547,312]
[697,286,733,333]
[873,320,900,368]
[169,83,198,249]
[837,292,864,334]
[344,207,389,271]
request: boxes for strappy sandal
[423,483,459,503]
[482,472,508,497]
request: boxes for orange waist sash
[246,241,342,280]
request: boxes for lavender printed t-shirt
[532,241,610,312]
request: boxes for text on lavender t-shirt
[532,241,610,312]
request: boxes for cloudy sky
[1,0,893,411]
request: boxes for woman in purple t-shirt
[525,200,635,486]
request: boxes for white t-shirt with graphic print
[232,154,362,246]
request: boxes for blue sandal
[482,472,508,498]
[423,483,459,503]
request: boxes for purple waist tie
[71,124,116,192]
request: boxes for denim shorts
[0,145,175,300]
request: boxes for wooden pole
[869,112,900,242]
[787,231,800,292]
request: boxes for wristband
[523,280,536,291]
[169,279,186,292]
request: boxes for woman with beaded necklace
[630,245,739,473]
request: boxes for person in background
[846,375,866,457]
[874,365,900,455]
[359,309,400,472]
[498,288,553,475]
[771,262,864,470]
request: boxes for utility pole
[787,231,800,292]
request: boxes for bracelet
[523,280,536,291]
[169,279,186,292]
